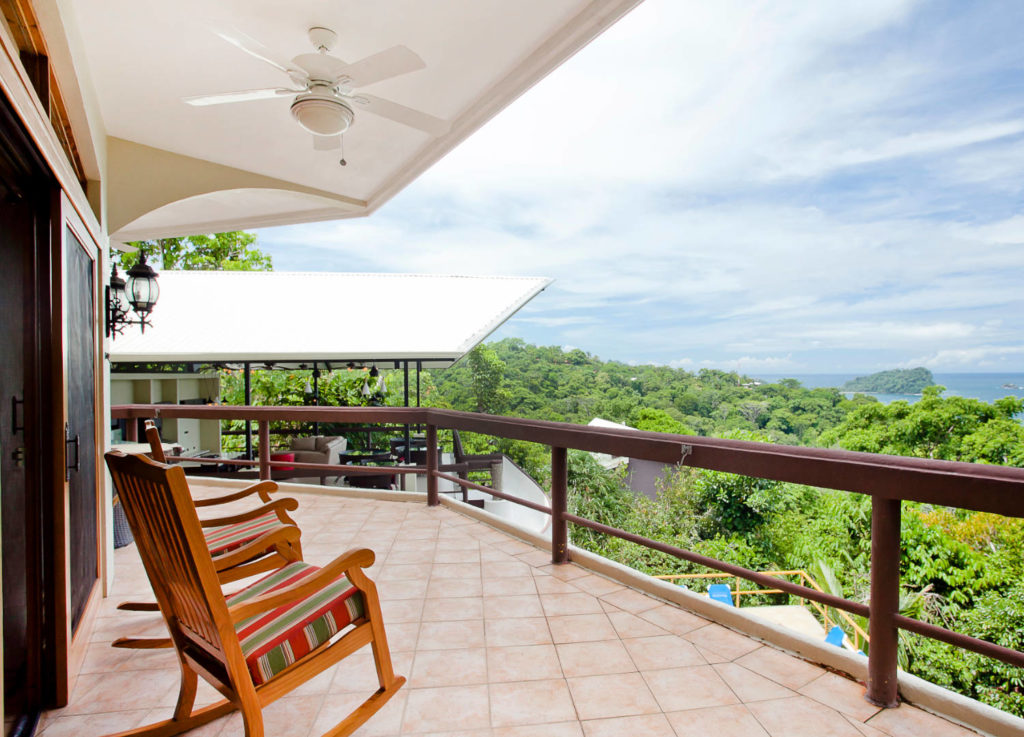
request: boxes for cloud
[902,345,1024,369]
[513,315,597,328]
[259,0,1024,372]
[667,355,800,372]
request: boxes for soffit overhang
[64,0,642,240]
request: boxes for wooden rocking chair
[113,422,304,649]
[104,450,405,737]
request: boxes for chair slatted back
[144,420,167,462]
[452,429,466,462]
[105,451,235,661]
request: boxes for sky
[257,0,1024,375]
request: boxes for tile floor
[38,488,981,737]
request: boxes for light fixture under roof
[290,91,354,136]
[183,25,450,150]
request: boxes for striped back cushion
[204,512,284,557]
[228,562,365,685]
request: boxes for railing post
[426,424,438,506]
[258,420,271,481]
[551,446,568,564]
[866,497,901,707]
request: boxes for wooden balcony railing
[111,403,1024,708]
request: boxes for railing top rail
[110,403,1024,517]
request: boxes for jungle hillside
[425,339,1024,716]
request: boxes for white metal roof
[110,271,551,367]
[588,417,633,469]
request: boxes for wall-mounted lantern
[106,252,160,338]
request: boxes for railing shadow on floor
[111,403,1024,710]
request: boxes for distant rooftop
[110,271,551,367]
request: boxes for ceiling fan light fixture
[290,94,354,136]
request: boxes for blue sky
[257,0,1024,374]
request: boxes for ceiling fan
[184,26,450,150]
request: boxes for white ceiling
[68,0,641,238]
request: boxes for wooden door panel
[64,225,98,631]
[1,92,48,726]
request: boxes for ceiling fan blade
[212,25,306,77]
[184,88,294,106]
[313,135,341,151]
[338,46,426,88]
[355,94,450,137]
[292,52,350,82]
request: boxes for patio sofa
[287,435,347,484]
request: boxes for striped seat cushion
[203,511,283,557]
[227,561,365,685]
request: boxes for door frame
[47,189,105,704]
[0,94,51,727]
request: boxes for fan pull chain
[339,136,347,167]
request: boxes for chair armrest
[198,498,298,528]
[211,525,302,572]
[228,548,375,623]
[193,481,278,507]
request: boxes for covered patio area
[41,484,976,737]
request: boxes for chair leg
[117,601,159,612]
[172,664,198,721]
[112,636,172,649]
[103,699,235,737]
[241,711,265,737]
[320,678,405,737]
[238,688,265,737]
[349,570,402,693]
[312,569,406,737]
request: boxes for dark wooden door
[0,95,48,728]
[64,226,98,631]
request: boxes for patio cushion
[203,511,284,557]
[315,436,341,452]
[270,452,295,471]
[291,437,317,451]
[228,561,365,685]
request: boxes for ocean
[754,373,1024,406]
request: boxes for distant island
[843,367,935,394]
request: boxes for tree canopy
[842,367,935,394]
[431,339,870,445]
[208,337,1024,715]
[123,231,272,271]
[821,386,1024,465]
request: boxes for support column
[426,424,438,506]
[243,361,252,460]
[312,364,320,436]
[551,446,569,564]
[866,497,901,707]
[258,420,270,481]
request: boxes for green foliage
[218,366,400,452]
[466,346,510,414]
[899,511,994,607]
[208,336,1024,717]
[958,586,1024,712]
[429,338,863,444]
[822,386,1024,465]
[628,407,691,434]
[688,471,785,538]
[906,585,1024,714]
[123,231,272,271]
[567,451,637,552]
[842,367,935,394]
